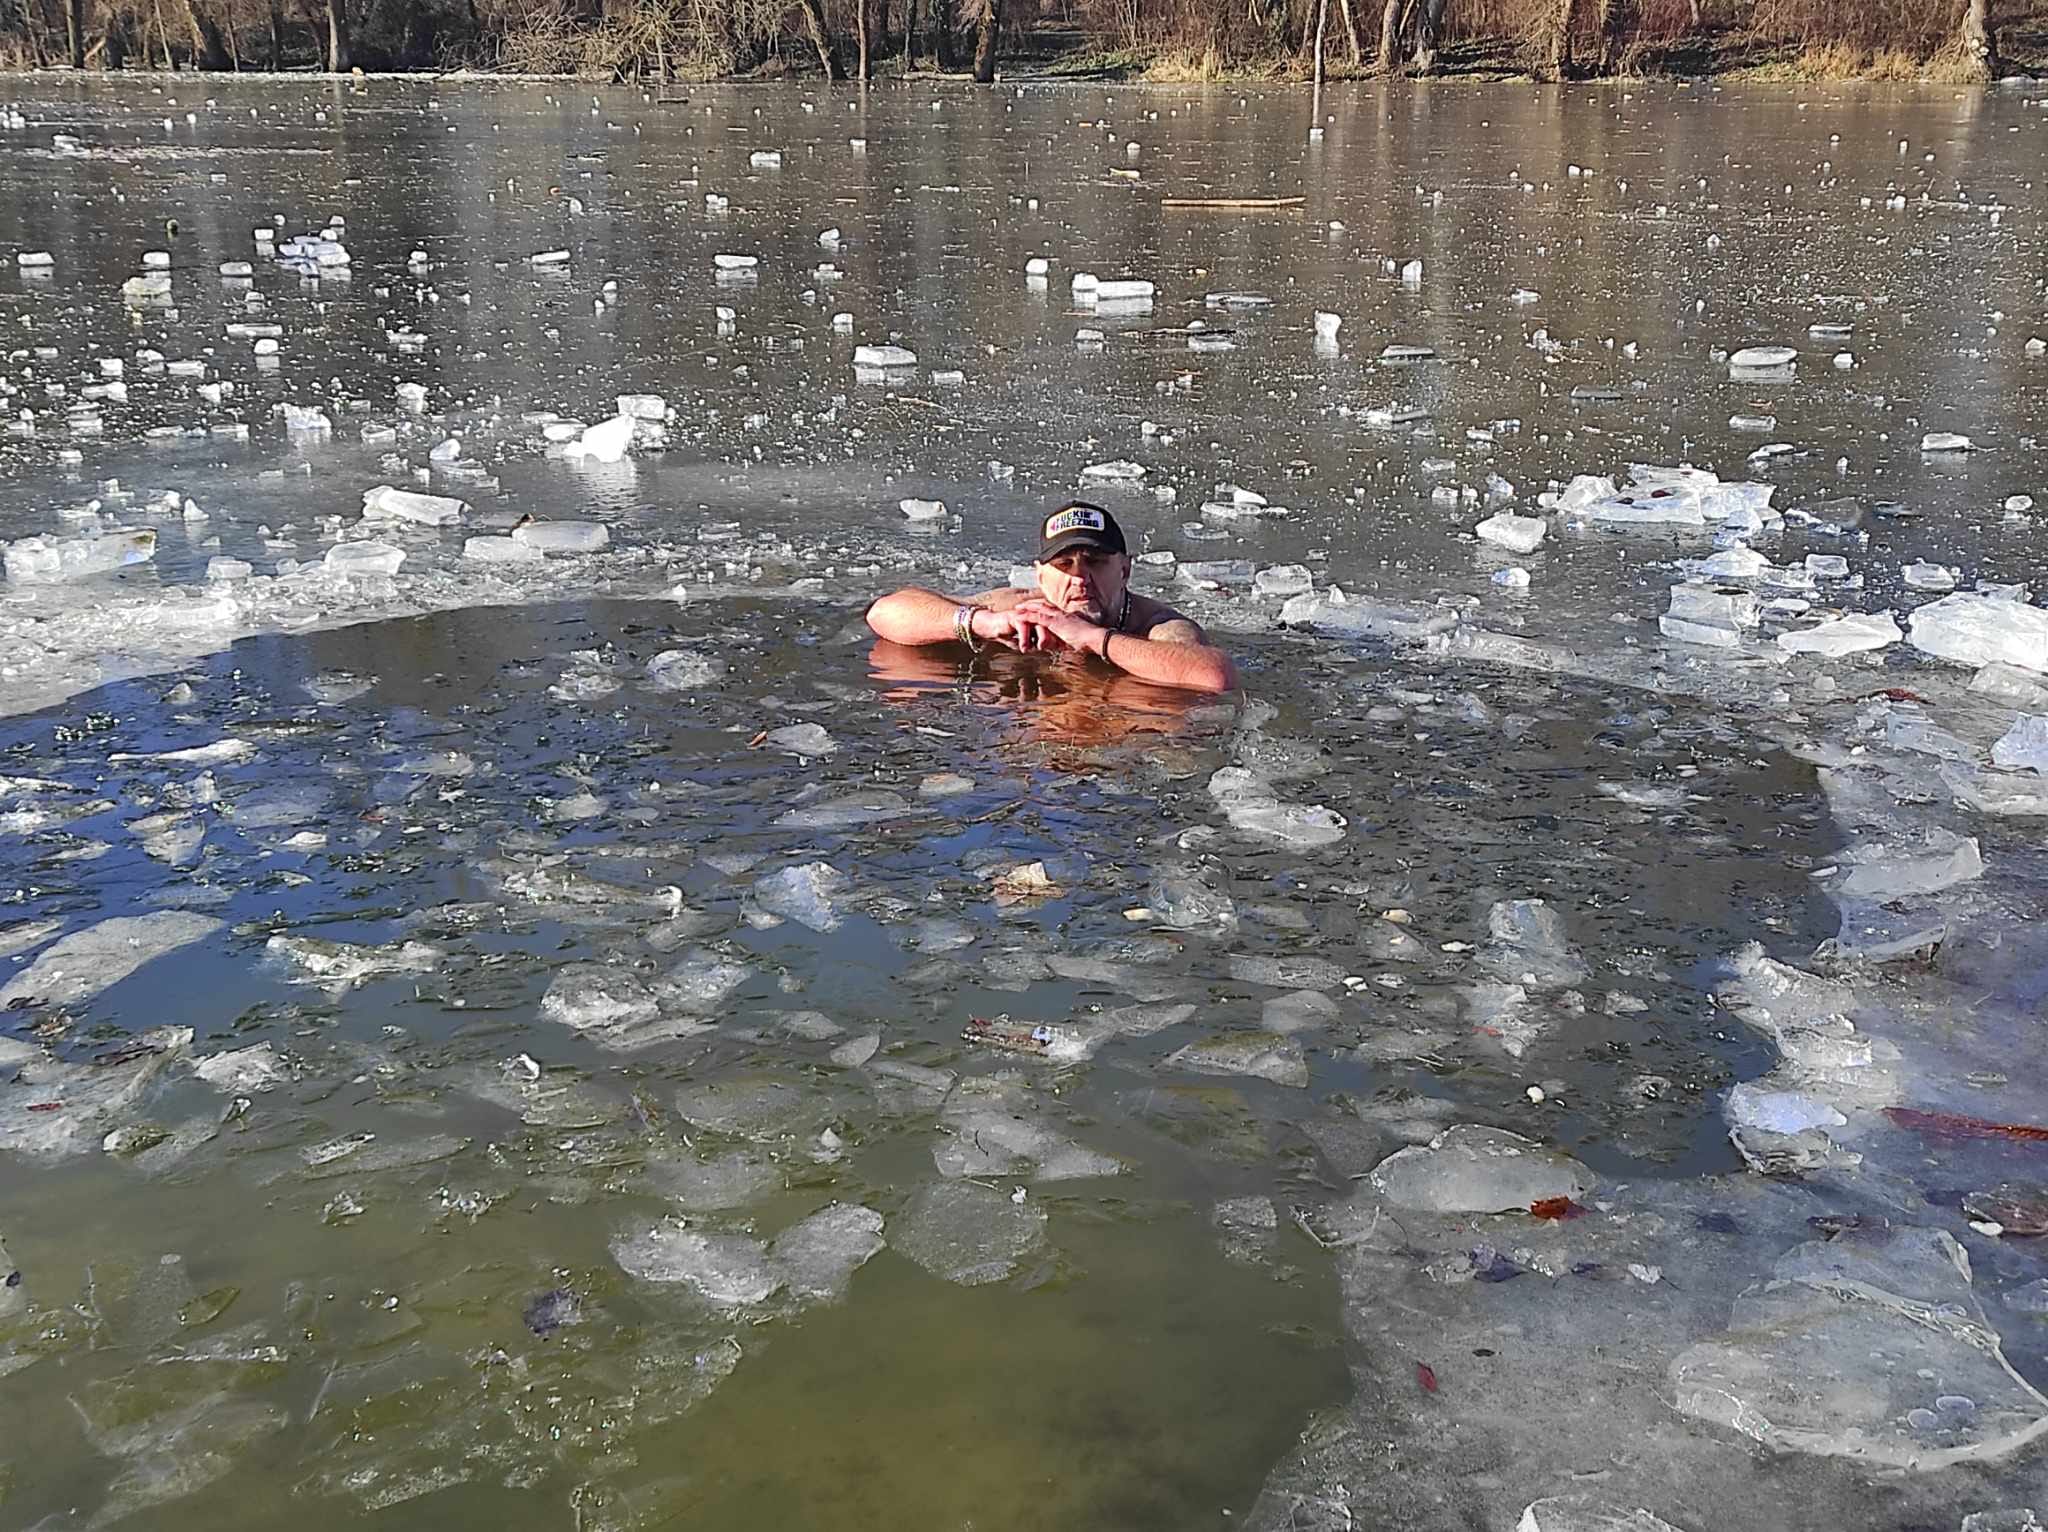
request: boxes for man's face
[1035,548,1130,619]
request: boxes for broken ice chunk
[1920,431,1975,453]
[323,541,405,579]
[0,913,221,1009]
[1166,1032,1309,1087]
[771,1203,884,1301]
[1908,594,2048,673]
[1830,835,1983,898]
[3,528,156,583]
[899,497,947,522]
[1776,611,1901,657]
[1475,512,1546,554]
[512,521,609,554]
[612,1224,782,1307]
[1992,715,2048,775]
[1729,344,1797,371]
[750,862,846,931]
[1902,560,1959,592]
[894,1179,1047,1286]
[463,536,543,564]
[361,485,465,527]
[561,414,634,463]
[1369,1125,1594,1213]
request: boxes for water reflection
[868,635,1210,750]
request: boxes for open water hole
[0,593,1833,1526]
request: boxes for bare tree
[18,0,46,66]
[67,0,86,66]
[1538,0,1573,78]
[794,0,840,76]
[188,0,232,66]
[969,0,995,80]
[1595,0,1630,73]
[317,0,349,67]
[1406,0,1442,73]
[1374,0,1404,73]
[1957,0,1997,79]
[1334,0,1359,66]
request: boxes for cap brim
[1037,533,1123,561]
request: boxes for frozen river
[3,73,2048,1531]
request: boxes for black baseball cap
[1036,502,1128,561]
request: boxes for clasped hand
[975,599,1108,656]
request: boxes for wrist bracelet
[954,603,984,651]
[1099,628,1113,661]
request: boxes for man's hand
[1009,599,1108,656]
[973,605,1082,654]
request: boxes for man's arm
[865,587,1049,651]
[1099,617,1238,694]
[1013,601,1237,694]
[864,587,977,646]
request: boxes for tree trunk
[1406,0,1443,73]
[934,0,955,68]
[19,0,46,66]
[324,0,349,69]
[1958,0,1998,80]
[970,0,997,80]
[855,0,868,78]
[268,0,283,66]
[1540,0,1572,78]
[67,0,86,66]
[1595,0,1629,73]
[795,0,842,78]
[1374,0,1405,72]
[154,0,177,67]
[1335,0,1360,66]
[187,0,230,67]
[902,0,916,64]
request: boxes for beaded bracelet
[954,603,984,651]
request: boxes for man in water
[864,503,1237,695]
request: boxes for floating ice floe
[1475,512,1546,554]
[1660,583,1760,648]
[361,485,465,527]
[0,912,221,1009]
[899,498,947,522]
[1921,431,1975,453]
[561,414,634,463]
[852,344,916,379]
[513,521,610,554]
[1902,560,1958,592]
[1908,593,2048,672]
[3,528,155,583]
[1728,344,1796,372]
[1776,611,1902,657]
[324,541,405,579]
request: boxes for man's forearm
[1101,632,1236,694]
[866,588,975,646]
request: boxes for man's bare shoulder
[1129,593,1208,643]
